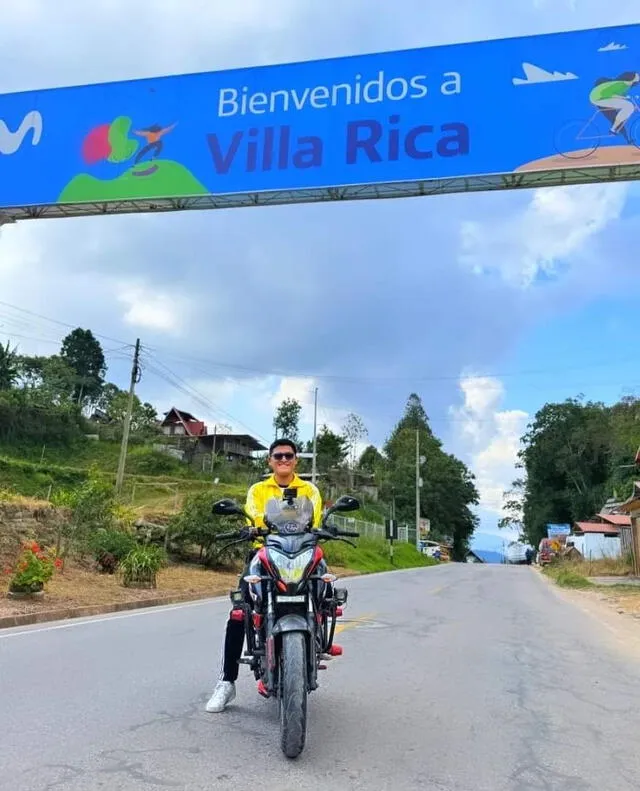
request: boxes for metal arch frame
[1,163,640,223]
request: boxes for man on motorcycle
[206,438,323,713]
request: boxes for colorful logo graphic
[59,115,208,203]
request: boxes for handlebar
[213,527,360,543]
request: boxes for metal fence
[331,514,417,546]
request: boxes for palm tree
[0,341,18,390]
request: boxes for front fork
[232,564,350,696]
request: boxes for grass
[543,556,635,591]
[0,449,248,516]
[574,556,635,578]
[323,536,438,574]
[543,562,593,589]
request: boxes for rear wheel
[279,632,308,759]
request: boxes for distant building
[160,407,207,438]
[571,521,621,560]
[195,433,267,464]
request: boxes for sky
[2,0,640,553]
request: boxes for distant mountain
[473,549,504,564]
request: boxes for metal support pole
[311,387,318,485]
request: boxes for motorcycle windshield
[264,496,314,535]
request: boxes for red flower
[54,558,64,570]
[3,568,12,575]
[31,542,41,553]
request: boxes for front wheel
[279,631,308,759]
[554,120,599,159]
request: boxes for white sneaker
[206,681,236,713]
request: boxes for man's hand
[239,527,257,541]
[326,523,339,537]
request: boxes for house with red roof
[160,407,207,438]
[569,506,630,561]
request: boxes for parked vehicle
[537,538,558,566]
[505,541,529,565]
[211,493,360,759]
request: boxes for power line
[2,298,639,385]
[143,345,640,385]
[140,350,271,444]
[0,300,130,347]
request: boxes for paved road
[2,564,640,790]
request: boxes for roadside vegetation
[0,327,469,619]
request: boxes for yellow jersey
[245,474,323,547]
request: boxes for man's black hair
[269,438,298,455]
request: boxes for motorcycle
[211,493,361,759]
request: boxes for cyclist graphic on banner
[589,71,640,141]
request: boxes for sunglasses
[271,452,296,461]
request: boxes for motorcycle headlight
[268,549,314,584]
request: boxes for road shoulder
[535,567,640,661]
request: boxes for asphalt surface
[2,563,640,790]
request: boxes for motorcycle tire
[279,631,308,759]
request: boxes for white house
[571,521,621,560]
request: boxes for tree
[0,341,18,390]
[16,355,77,405]
[508,397,612,547]
[358,444,385,474]
[60,328,106,404]
[342,413,368,468]
[307,425,348,472]
[97,383,158,436]
[273,397,302,443]
[606,396,640,499]
[498,478,525,536]
[382,393,478,558]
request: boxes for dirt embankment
[0,499,69,563]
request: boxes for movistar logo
[0,110,43,155]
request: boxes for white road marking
[0,597,225,640]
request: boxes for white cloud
[116,281,188,334]
[451,375,528,517]
[598,42,628,52]
[460,183,628,287]
[512,62,578,86]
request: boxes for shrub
[56,471,116,557]
[168,492,244,567]
[126,447,185,477]
[120,545,167,589]
[4,541,63,593]
[88,528,137,574]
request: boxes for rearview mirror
[212,498,245,517]
[331,495,360,514]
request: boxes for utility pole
[115,339,141,496]
[416,429,421,551]
[311,387,318,485]
[210,424,218,475]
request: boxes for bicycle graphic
[554,95,640,160]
